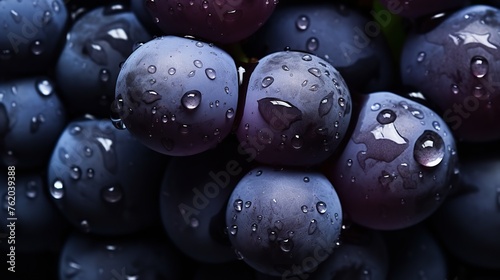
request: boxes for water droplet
[257,215,263,221]
[226,108,235,119]
[80,220,90,232]
[435,193,441,201]
[338,97,346,107]
[245,201,252,208]
[181,90,202,110]
[10,10,22,23]
[168,67,176,75]
[233,199,243,212]
[257,97,302,131]
[377,109,397,124]
[190,217,199,228]
[470,56,488,78]
[31,40,44,55]
[370,103,381,111]
[188,70,196,77]
[302,54,312,61]
[414,130,445,168]
[473,84,486,98]
[36,79,53,96]
[205,68,216,80]
[291,135,303,149]
[251,223,258,232]
[261,76,274,88]
[51,179,64,199]
[147,65,157,74]
[268,230,277,241]
[179,124,190,135]
[308,67,321,77]
[30,114,45,133]
[26,181,37,199]
[87,168,94,179]
[318,92,334,117]
[282,65,289,71]
[432,121,441,131]
[224,86,230,94]
[256,170,263,176]
[70,166,81,180]
[417,52,426,62]
[196,41,204,47]
[280,239,294,252]
[65,260,81,278]
[301,205,308,213]
[193,60,203,68]
[303,177,310,183]
[451,84,459,94]
[202,0,209,9]
[296,15,310,31]
[401,198,406,205]
[306,37,319,51]
[316,201,327,214]
[52,1,61,12]
[234,249,244,260]
[101,185,123,203]
[308,219,317,234]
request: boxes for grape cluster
[1,0,500,279]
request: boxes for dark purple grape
[310,225,389,280]
[242,2,396,94]
[47,118,168,236]
[160,136,252,263]
[0,0,68,76]
[236,50,352,167]
[0,77,67,169]
[431,149,500,270]
[225,166,343,277]
[58,230,181,279]
[400,5,500,143]
[0,170,69,254]
[113,35,239,156]
[325,91,459,230]
[384,225,448,280]
[55,4,152,118]
[145,0,278,44]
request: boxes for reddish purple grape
[145,0,278,44]
[325,91,459,230]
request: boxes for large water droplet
[377,109,397,124]
[280,239,294,252]
[181,90,202,110]
[36,79,53,96]
[261,76,274,88]
[470,56,488,78]
[50,179,64,199]
[414,130,445,167]
[101,185,123,203]
[308,219,317,235]
[318,92,334,117]
[205,68,216,80]
[306,37,319,51]
[233,199,243,212]
[257,98,302,131]
[296,15,310,31]
[316,201,327,214]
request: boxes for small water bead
[411,109,424,120]
[316,201,327,214]
[432,121,441,131]
[308,67,321,77]
[256,170,263,176]
[26,181,37,199]
[168,67,176,75]
[70,166,81,180]
[99,69,110,83]
[296,15,310,31]
[473,84,486,99]
[347,159,353,167]
[101,186,123,203]
[414,130,445,168]
[309,84,319,91]
[451,84,459,94]
[87,168,94,179]
[181,90,202,110]
[306,37,319,52]
[261,76,274,88]
[280,239,294,252]
[151,107,157,115]
[417,52,426,62]
[202,0,209,9]
[193,60,203,68]
[190,217,199,228]
[10,10,22,23]
[196,41,204,47]
[435,193,441,201]
[470,56,489,78]
[179,124,190,134]
[377,109,397,124]
[338,97,346,107]
[31,40,44,55]
[291,135,303,149]
[251,223,258,232]
[142,90,162,104]
[188,70,196,77]
[302,54,312,61]
[205,68,216,80]
[257,215,263,221]
[226,108,235,119]
[282,65,290,71]
[80,220,90,232]
[301,205,308,213]
[308,219,317,235]
[245,201,252,208]
[51,179,64,199]
[268,230,277,241]
[318,92,334,117]
[233,199,243,212]
[301,80,308,87]
[147,65,157,74]
[36,79,53,96]
[370,103,381,111]
[224,86,230,94]
[303,177,310,183]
